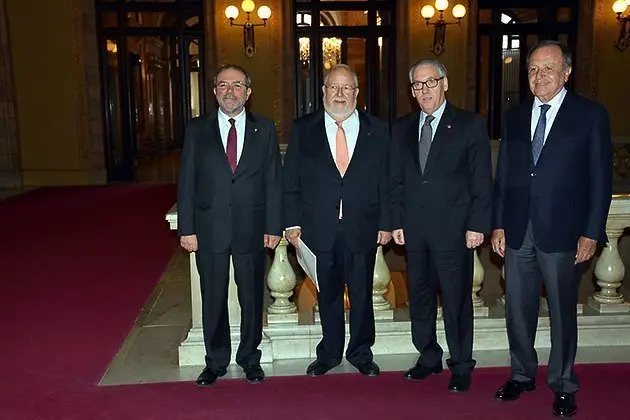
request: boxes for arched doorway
[96,0,205,182]
[293,0,397,122]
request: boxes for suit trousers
[314,223,377,366]
[195,248,265,371]
[407,238,475,375]
[505,222,582,393]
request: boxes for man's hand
[491,229,505,257]
[180,234,198,252]
[264,234,281,249]
[393,229,405,245]
[466,231,484,249]
[377,231,392,245]
[285,227,301,248]
[576,236,597,264]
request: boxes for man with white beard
[283,64,392,377]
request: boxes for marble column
[472,248,489,316]
[373,245,393,320]
[589,197,630,313]
[266,236,298,323]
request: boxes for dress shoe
[448,374,471,392]
[243,365,265,384]
[351,361,380,377]
[553,392,577,417]
[403,362,443,381]
[306,360,336,377]
[196,367,226,387]
[494,379,536,401]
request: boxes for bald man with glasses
[390,58,493,393]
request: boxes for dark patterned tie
[531,104,551,165]
[419,114,435,172]
[226,118,237,172]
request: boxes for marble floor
[99,249,630,387]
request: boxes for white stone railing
[166,195,630,365]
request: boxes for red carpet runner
[0,185,627,419]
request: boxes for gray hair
[323,64,359,88]
[408,59,448,83]
[526,40,572,70]
[213,64,252,87]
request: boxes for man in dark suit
[390,59,493,392]
[283,64,391,377]
[177,64,282,387]
[492,41,612,417]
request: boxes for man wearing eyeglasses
[390,59,492,392]
[283,64,391,378]
[177,64,282,387]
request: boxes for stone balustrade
[166,194,630,366]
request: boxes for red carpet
[0,185,627,419]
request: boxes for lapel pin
[254,128,258,132]
[447,124,452,129]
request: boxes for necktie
[335,121,349,176]
[532,104,551,165]
[419,115,435,172]
[226,118,237,172]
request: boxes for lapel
[423,102,456,175]
[234,111,258,176]
[205,112,233,174]
[407,112,422,173]
[535,92,573,166]
[345,110,372,177]
[312,110,340,177]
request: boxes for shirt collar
[533,87,567,110]
[421,100,447,122]
[325,109,359,127]
[218,107,246,126]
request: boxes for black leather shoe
[196,367,225,387]
[494,379,536,401]
[403,362,443,381]
[448,374,471,392]
[244,365,265,384]
[351,361,380,377]
[306,360,336,377]
[553,392,577,417]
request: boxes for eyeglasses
[410,77,444,91]
[216,81,249,91]
[325,84,357,94]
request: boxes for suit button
[340,181,344,186]
[229,204,232,208]
[422,180,428,184]
[231,179,235,184]
[530,172,536,177]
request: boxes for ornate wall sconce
[225,0,272,58]
[420,0,466,56]
[612,0,630,52]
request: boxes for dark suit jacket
[282,110,391,253]
[492,91,613,252]
[177,111,282,253]
[390,103,493,251]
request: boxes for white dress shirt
[418,100,447,142]
[531,87,567,145]
[217,108,246,163]
[325,109,360,163]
